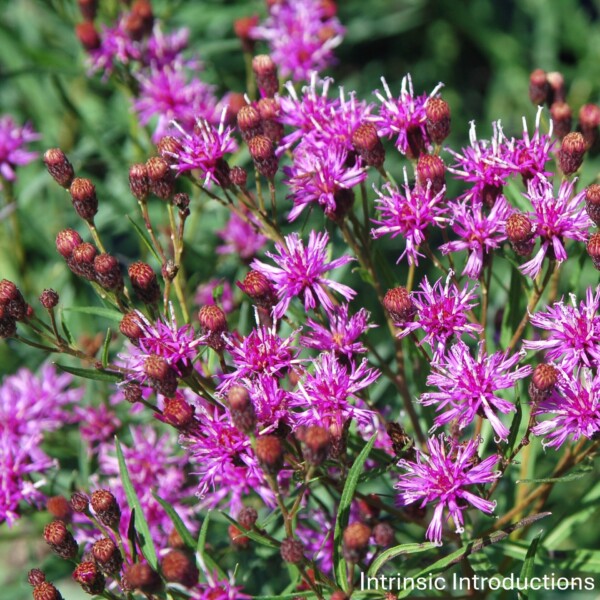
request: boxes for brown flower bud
[238,506,258,530]
[129,262,160,304]
[69,242,98,280]
[157,136,183,163]
[383,287,415,323]
[302,425,330,466]
[146,156,174,200]
[558,132,586,175]
[586,184,600,226]
[33,582,64,600]
[550,101,572,139]
[373,522,395,547]
[228,524,250,549]
[124,562,162,593]
[75,22,100,51]
[90,489,121,529]
[280,537,304,564]
[416,154,445,195]
[529,363,558,403]
[92,538,123,575]
[356,494,381,525]
[70,178,98,221]
[123,381,143,404]
[168,528,186,549]
[230,166,248,187]
[198,304,228,350]
[579,103,600,131]
[425,97,451,144]
[56,228,83,259]
[73,561,105,595]
[40,289,59,310]
[528,69,548,105]
[237,270,276,308]
[227,385,256,434]
[173,192,190,212]
[28,569,46,587]
[234,15,259,53]
[248,135,278,179]
[125,0,154,40]
[163,396,195,428]
[506,212,536,257]
[587,232,600,270]
[0,309,16,338]
[70,492,89,513]
[77,0,98,21]
[161,549,199,587]
[255,435,284,474]
[129,163,149,201]
[252,55,278,98]
[342,522,371,563]
[44,520,79,559]
[119,311,145,342]
[144,354,178,397]
[46,496,72,521]
[94,253,123,291]
[547,71,565,104]
[44,149,75,188]
[237,105,263,141]
[0,279,27,320]
[351,122,385,168]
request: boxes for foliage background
[1,0,600,598]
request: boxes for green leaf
[517,466,593,484]
[368,542,437,577]
[60,313,75,346]
[518,532,542,600]
[500,264,525,348]
[221,512,279,549]
[101,327,111,369]
[55,363,122,383]
[127,215,162,263]
[333,434,376,591]
[197,512,226,579]
[153,493,196,550]
[504,396,523,458]
[63,306,123,322]
[115,437,158,570]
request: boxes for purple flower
[396,435,500,545]
[146,26,200,70]
[251,0,344,81]
[251,231,356,319]
[301,304,374,358]
[532,369,600,449]
[168,109,238,186]
[370,75,443,156]
[440,195,511,280]
[289,352,379,433]
[397,275,482,358]
[296,510,335,574]
[421,342,531,441]
[191,569,250,600]
[523,286,600,371]
[195,279,235,313]
[217,211,268,260]
[445,121,517,203]
[134,66,219,141]
[0,116,39,182]
[371,168,448,265]
[75,404,121,449]
[98,426,197,547]
[285,141,366,221]
[246,375,292,434]
[519,177,590,278]
[88,19,142,77]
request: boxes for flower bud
[144,354,178,397]
[168,528,186,549]
[125,0,154,40]
[237,105,263,142]
[94,253,123,291]
[46,496,72,521]
[579,103,600,149]
[198,304,228,350]
[33,582,64,600]
[558,132,586,175]
[529,363,558,403]
[173,192,190,212]
[230,166,248,187]
[0,279,27,320]
[146,156,175,200]
[416,154,445,195]
[70,492,89,513]
[40,289,59,310]
[44,149,75,188]
[73,561,105,595]
[425,97,451,144]
[163,396,195,428]
[56,228,83,259]
[356,494,381,524]
[77,0,98,21]
[257,98,283,143]
[550,101,572,139]
[129,261,160,304]
[586,184,600,226]
[280,537,304,564]
[255,435,284,474]
[227,385,256,434]
[506,212,536,257]
[373,522,395,547]
[234,15,259,53]
[528,69,548,105]
[124,562,162,593]
[28,569,46,587]
[90,489,121,529]
[351,122,385,168]
[123,381,143,403]
[44,520,79,559]
[69,243,98,281]
[383,287,415,323]
[342,522,371,563]
[547,71,566,104]
[228,524,250,549]
[0,309,16,338]
[129,163,149,201]
[119,311,144,342]
[70,178,98,221]
[302,425,330,466]
[587,232,600,270]
[157,135,183,163]
[161,549,199,587]
[92,538,123,575]
[237,270,276,308]
[75,22,100,51]
[248,135,278,179]
[252,55,278,98]
[238,506,258,530]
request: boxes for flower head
[396,435,500,545]
[371,168,448,265]
[0,116,39,182]
[251,231,355,319]
[421,342,531,441]
[217,211,267,260]
[523,286,600,371]
[88,19,141,76]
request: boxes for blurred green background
[2,0,600,598]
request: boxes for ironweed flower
[421,342,531,441]
[251,231,356,319]
[217,211,267,260]
[0,116,39,182]
[396,435,500,545]
[523,286,600,371]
